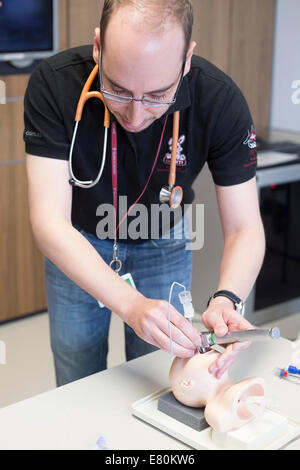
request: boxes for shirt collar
[165,74,191,116]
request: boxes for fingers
[139,301,200,357]
[162,305,202,350]
[208,340,252,379]
[229,316,254,331]
[168,305,201,343]
[203,306,254,337]
[132,299,202,358]
[150,328,196,359]
[232,340,252,351]
[208,344,240,379]
[200,303,255,378]
[202,309,228,336]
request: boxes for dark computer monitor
[0,0,58,68]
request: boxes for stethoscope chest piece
[159,185,183,209]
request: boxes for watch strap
[207,290,245,316]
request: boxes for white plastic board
[131,388,300,450]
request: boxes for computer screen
[0,0,56,55]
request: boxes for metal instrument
[197,327,281,354]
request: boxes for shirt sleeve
[207,84,257,186]
[24,61,70,160]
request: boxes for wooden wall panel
[59,0,69,51]
[229,0,276,132]
[0,0,69,322]
[67,0,105,48]
[0,75,29,166]
[0,98,27,163]
[0,165,46,321]
[191,0,232,74]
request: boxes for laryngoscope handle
[210,327,280,346]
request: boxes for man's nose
[125,100,147,126]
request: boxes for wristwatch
[207,290,245,317]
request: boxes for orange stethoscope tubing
[167,110,183,209]
[74,65,110,126]
[69,64,183,208]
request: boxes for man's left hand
[201,296,253,379]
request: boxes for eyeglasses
[99,49,185,108]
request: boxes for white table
[0,338,299,450]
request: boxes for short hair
[100,0,194,59]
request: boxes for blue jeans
[45,223,192,386]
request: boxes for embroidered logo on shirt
[243,125,257,168]
[163,135,187,167]
[25,130,42,138]
[243,125,257,149]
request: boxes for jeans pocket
[149,236,189,249]
[150,217,191,248]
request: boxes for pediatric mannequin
[169,350,266,433]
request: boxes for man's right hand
[124,296,202,358]
[26,155,201,359]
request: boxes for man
[24,0,265,387]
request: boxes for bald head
[100,0,193,60]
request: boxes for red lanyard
[110,115,169,244]
[111,121,118,241]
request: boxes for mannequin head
[169,350,266,432]
[170,350,230,407]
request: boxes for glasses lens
[102,91,172,107]
[142,99,172,108]
[102,92,132,103]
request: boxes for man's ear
[184,41,197,76]
[93,27,101,64]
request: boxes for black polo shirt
[24,45,257,242]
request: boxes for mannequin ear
[93,27,101,64]
[180,378,194,391]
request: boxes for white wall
[191,165,223,314]
[270,0,300,133]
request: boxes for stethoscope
[68,64,183,209]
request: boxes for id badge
[98,273,136,308]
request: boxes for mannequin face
[169,350,231,407]
[169,350,266,432]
